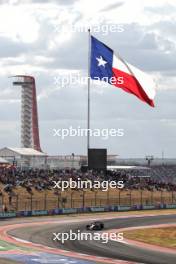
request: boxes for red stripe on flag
[112,68,154,107]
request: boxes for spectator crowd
[0,166,176,197]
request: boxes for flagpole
[87,28,91,155]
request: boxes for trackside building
[0,147,47,168]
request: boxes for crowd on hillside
[0,166,176,197]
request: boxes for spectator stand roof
[0,157,9,163]
[107,165,150,171]
[0,147,46,157]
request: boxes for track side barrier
[1,204,176,219]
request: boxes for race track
[7,213,176,264]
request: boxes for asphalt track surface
[8,214,176,264]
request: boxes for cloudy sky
[0,0,176,158]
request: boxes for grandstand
[150,165,176,184]
[0,166,176,212]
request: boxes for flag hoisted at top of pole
[90,35,156,107]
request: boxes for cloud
[100,1,125,12]
[0,0,176,157]
[145,3,176,15]
[0,0,78,5]
[30,0,78,4]
[0,36,30,58]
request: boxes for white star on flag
[96,56,107,67]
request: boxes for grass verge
[124,227,176,249]
[0,258,24,264]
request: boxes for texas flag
[90,36,156,107]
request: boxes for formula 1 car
[86,221,104,231]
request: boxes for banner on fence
[0,212,16,218]
[32,210,48,216]
[142,205,155,210]
[118,206,131,211]
[165,204,176,209]
[5,203,176,219]
[89,207,105,212]
[62,208,77,214]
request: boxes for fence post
[130,190,132,206]
[70,191,74,208]
[94,191,98,206]
[30,194,33,211]
[119,191,121,206]
[57,192,60,208]
[171,191,174,204]
[107,189,110,206]
[82,190,85,208]
[16,195,19,211]
[0,194,4,209]
[57,192,61,208]
[140,190,143,205]
[151,190,154,205]
[62,197,67,208]
[160,191,163,204]
[44,191,47,210]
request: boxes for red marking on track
[0,221,136,264]
[0,214,175,263]
[0,249,35,255]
